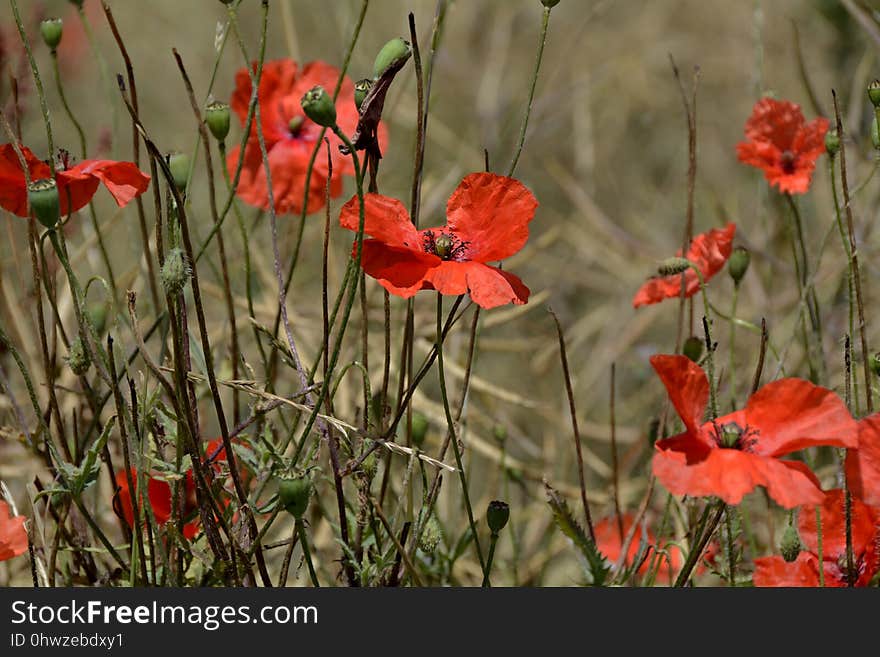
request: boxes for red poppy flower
[846,414,880,508]
[754,489,880,587]
[632,223,735,308]
[736,97,829,195]
[650,354,857,508]
[113,469,200,540]
[339,172,538,309]
[0,143,150,217]
[227,59,386,215]
[0,500,27,561]
[594,515,683,583]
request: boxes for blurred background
[1,0,879,585]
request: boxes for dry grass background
[1,0,879,585]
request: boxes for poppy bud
[541,0,561,6]
[278,476,311,519]
[728,246,750,286]
[28,178,60,228]
[205,101,230,142]
[301,85,337,128]
[411,412,429,447]
[824,129,840,156]
[870,352,880,378]
[40,18,63,50]
[419,515,443,554]
[373,37,411,79]
[657,257,691,277]
[361,450,378,480]
[869,80,880,108]
[161,248,190,297]
[683,336,704,363]
[492,424,508,443]
[354,78,373,111]
[87,303,109,335]
[167,151,190,193]
[67,336,90,376]
[780,523,801,563]
[486,500,510,534]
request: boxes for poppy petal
[0,500,28,561]
[0,143,52,217]
[847,414,880,507]
[445,172,538,262]
[743,378,857,457]
[797,489,879,560]
[753,553,820,587]
[455,262,530,309]
[742,98,805,149]
[58,159,151,210]
[357,239,439,298]
[649,354,708,436]
[339,193,421,248]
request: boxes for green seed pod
[411,412,429,447]
[824,129,840,156]
[278,476,311,519]
[657,257,691,277]
[354,78,373,111]
[486,500,510,534]
[40,18,63,50]
[67,336,90,376]
[728,246,750,286]
[301,85,337,128]
[541,0,561,6]
[167,151,190,193]
[28,178,60,228]
[780,523,801,563]
[205,101,230,141]
[869,80,880,108]
[160,248,190,297]
[419,516,443,554]
[373,37,411,79]
[682,336,704,363]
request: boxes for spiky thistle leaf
[544,480,610,586]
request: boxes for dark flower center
[423,230,469,261]
[780,149,796,174]
[831,554,865,586]
[712,421,758,451]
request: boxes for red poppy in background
[227,59,386,216]
[846,414,880,508]
[594,515,683,583]
[650,354,857,508]
[339,172,538,309]
[0,143,150,217]
[632,223,735,308]
[736,97,829,195]
[754,490,880,587]
[0,500,28,561]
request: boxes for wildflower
[632,224,735,308]
[736,97,829,194]
[339,172,538,309]
[594,515,680,583]
[753,490,880,586]
[650,354,857,508]
[845,414,880,507]
[226,59,385,215]
[0,500,27,561]
[0,143,150,218]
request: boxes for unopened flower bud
[205,101,230,141]
[728,246,750,286]
[824,129,840,156]
[486,500,510,534]
[869,80,880,108]
[28,178,60,228]
[67,336,90,376]
[411,412,429,447]
[278,476,311,518]
[373,37,411,79]
[301,85,336,128]
[870,352,880,378]
[87,303,109,335]
[354,78,373,111]
[683,336,704,363]
[541,0,561,6]
[167,151,190,193]
[161,248,190,297]
[40,18,63,50]
[419,516,443,554]
[361,450,378,480]
[780,523,801,563]
[657,257,691,277]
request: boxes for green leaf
[544,480,610,586]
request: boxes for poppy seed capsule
[205,101,230,141]
[373,37,411,79]
[869,80,880,108]
[27,178,60,228]
[780,524,801,563]
[167,152,190,193]
[728,246,750,285]
[40,18,63,50]
[161,248,190,297]
[682,336,704,363]
[301,85,336,128]
[657,257,691,277]
[354,78,373,111]
[67,337,90,376]
[824,129,840,156]
[541,0,561,6]
[486,500,510,534]
[278,477,311,518]
[411,412,429,447]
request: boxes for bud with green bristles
[780,523,801,563]
[301,85,336,128]
[205,101,230,141]
[486,500,510,534]
[657,257,691,277]
[869,79,880,108]
[373,37,411,79]
[67,337,90,376]
[728,246,750,286]
[167,152,190,193]
[683,336,704,363]
[419,516,443,554]
[411,412,429,447]
[40,18,63,50]
[278,476,311,519]
[161,248,190,297]
[824,129,840,156]
[28,178,60,228]
[354,78,373,111]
